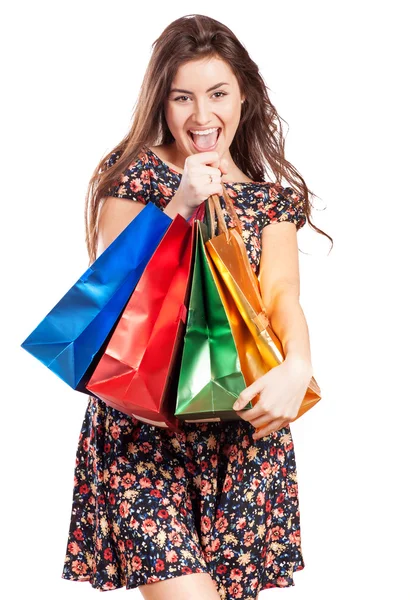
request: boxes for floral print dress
[61,145,307,599]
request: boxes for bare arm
[96,192,194,258]
[259,221,313,376]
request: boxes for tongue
[192,130,218,149]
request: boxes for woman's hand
[232,357,313,440]
[170,151,229,216]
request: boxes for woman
[61,14,331,600]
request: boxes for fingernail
[233,402,239,410]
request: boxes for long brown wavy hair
[84,14,332,265]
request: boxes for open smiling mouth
[188,127,222,150]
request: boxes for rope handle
[207,183,242,236]
[206,189,274,338]
[188,182,242,235]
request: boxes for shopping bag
[20,202,172,391]
[86,213,196,431]
[174,219,250,422]
[206,243,271,386]
[205,188,322,422]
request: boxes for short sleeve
[104,151,151,205]
[260,183,307,231]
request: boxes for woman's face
[164,56,244,162]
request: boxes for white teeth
[189,127,220,135]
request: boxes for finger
[233,391,262,413]
[235,398,266,422]
[190,151,229,177]
[252,421,276,440]
[233,380,264,411]
[191,151,220,167]
[249,412,280,427]
[199,168,222,182]
[252,419,288,440]
[205,183,224,198]
[251,419,271,431]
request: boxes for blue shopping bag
[20,202,172,392]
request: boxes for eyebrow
[169,82,230,94]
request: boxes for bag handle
[207,185,273,339]
[189,182,242,236]
[207,183,243,237]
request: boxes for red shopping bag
[86,211,198,431]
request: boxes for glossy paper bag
[87,213,196,431]
[174,219,249,422]
[20,202,171,392]
[205,190,322,421]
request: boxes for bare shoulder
[97,196,145,258]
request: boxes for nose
[191,98,213,125]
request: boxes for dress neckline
[144,145,272,186]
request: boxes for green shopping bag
[174,218,251,422]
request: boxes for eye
[173,91,228,102]
[174,95,190,102]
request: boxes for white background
[2,1,409,598]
